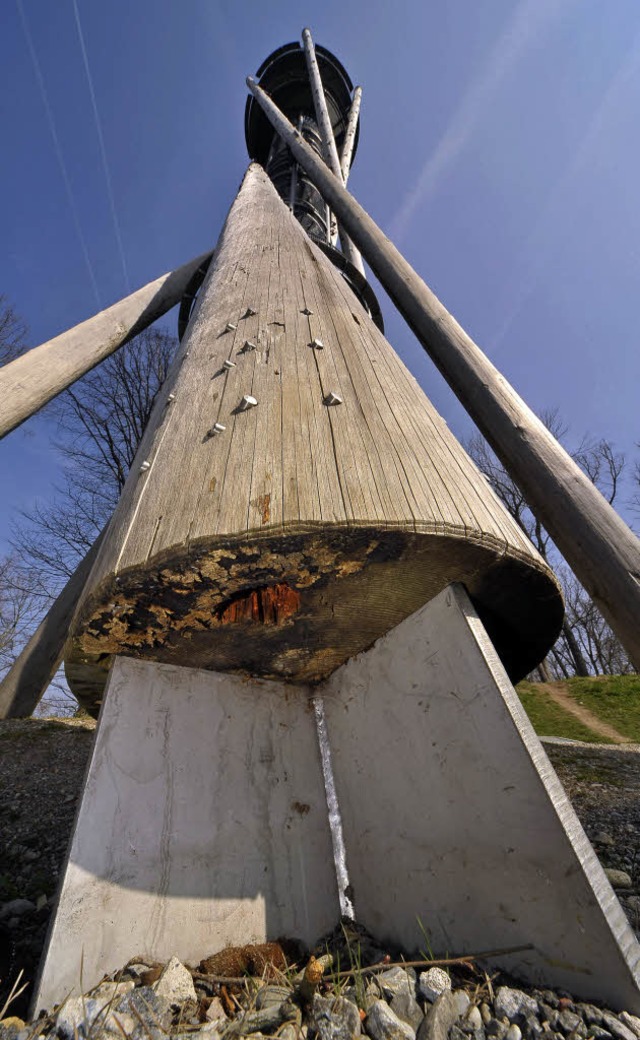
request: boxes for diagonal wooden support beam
[340,85,362,187]
[301,28,364,276]
[246,75,640,671]
[0,528,105,718]
[0,250,213,440]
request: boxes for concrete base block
[322,584,640,1011]
[33,658,338,1011]
[35,585,640,1013]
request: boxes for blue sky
[1,0,640,553]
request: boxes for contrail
[389,0,573,242]
[72,0,130,292]
[16,0,101,309]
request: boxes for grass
[562,675,640,742]
[515,681,610,743]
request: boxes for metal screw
[324,392,342,406]
[239,394,258,410]
[301,307,313,316]
[211,422,226,434]
[310,338,324,349]
[243,307,257,317]
[242,340,257,352]
[225,322,237,332]
[140,460,151,472]
[223,359,236,370]
[167,393,175,402]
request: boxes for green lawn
[561,675,640,742]
[516,681,608,743]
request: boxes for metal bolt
[310,338,324,349]
[225,322,237,332]
[223,359,236,370]
[167,393,175,402]
[239,394,258,410]
[243,307,257,317]
[242,340,257,352]
[324,392,342,406]
[140,460,151,472]
[211,422,226,435]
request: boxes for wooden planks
[64,164,563,709]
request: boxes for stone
[206,998,228,1024]
[56,998,100,1039]
[379,968,414,1001]
[486,1021,508,1040]
[116,985,173,1031]
[481,1006,492,1027]
[587,1029,612,1040]
[604,870,633,890]
[619,1017,640,1040]
[312,995,362,1040]
[593,832,614,846]
[522,1015,544,1040]
[418,992,463,1040]
[0,899,35,923]
[452,992,471,1019]
[581,1007,604,1027]
[557,1012,583,1036]
[90,980,135,1004]
[465,1008,483,1032]
[391,992,424,1032]
[495,989,539,1023]
[451,1028,468,1040]
[256,985,293,1010]
[601,1015,637,1040]
[153,955,197,1007]
[367,1000,415,1040]
[418,969,451,1003]
[507,1027,522,1040]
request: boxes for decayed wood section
[0,251,212,439]
[64,164,562,712]
[247,76,640,674]
[0,529,105,718]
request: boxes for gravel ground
[0,718,638,1019]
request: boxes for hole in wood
[215,583,301,626]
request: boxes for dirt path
[544,681,631,744]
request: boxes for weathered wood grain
[247,76,640,673]
[64,165,562,712]
[0,251,213,439]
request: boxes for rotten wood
[246,76,640,673]
[0,251,213,439]
[64,165,563,713]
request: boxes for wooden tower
[63,39,563,712]
[22,32,640,1013]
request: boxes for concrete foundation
[323,584,640,1011]
[33,659,338,1011]
[35,585,640,1013]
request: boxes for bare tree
[13,327,176,588]
[465,411,630,678]
[0,294,28,364]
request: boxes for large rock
[379,969,414,1002]
[312,995,362,1040]
[418,991,463,1040]
[418,969,451,1004]
[153,956,197,1007]
[367,1000,416,1040]
[494,989,538,1022]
